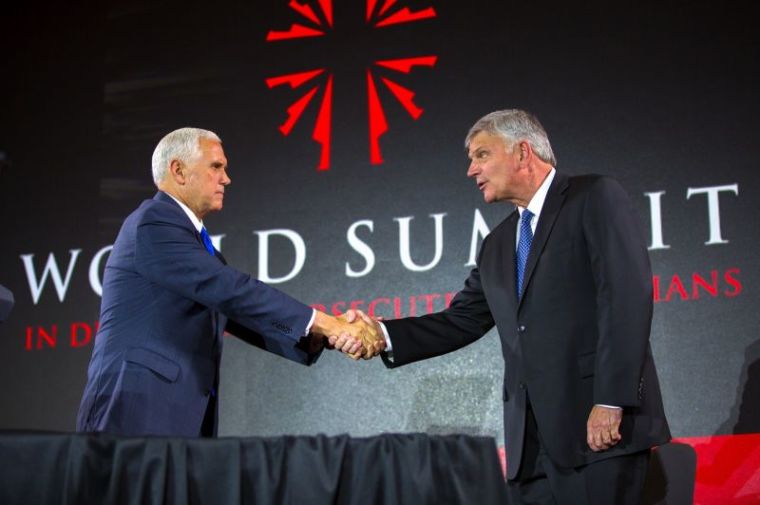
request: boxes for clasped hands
[311,309,384,359]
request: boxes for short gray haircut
[465,109,557,167]
[151,127,221,185]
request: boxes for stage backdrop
[1,1,758,503]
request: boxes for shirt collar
[518,167,556,219]
[164,192,204,232]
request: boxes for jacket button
[518,382,526,390]
[517,325,526,333]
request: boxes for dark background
[1,0,757,446]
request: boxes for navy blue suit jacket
[77,192,315,436]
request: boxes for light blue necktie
[516,209,534,298]
[200,227,215,256]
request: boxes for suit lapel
[475,208,521,326]
[155,192,226,265]
[156,192,228,346]
[518,173,569,309]
[498,210,520,310]
[215,250,228,266]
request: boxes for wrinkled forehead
[198,138,227,163]
[467,131,508,157]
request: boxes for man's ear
[518,141,530,161]
[169,159,185,184]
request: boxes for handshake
[311,309,385,360]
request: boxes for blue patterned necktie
[516,209,534,298]
[200,227,215,256]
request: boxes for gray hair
[151,127,221,185]
[465,109,557,167]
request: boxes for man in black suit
[338,110,670,504]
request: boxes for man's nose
[466,161,478,177]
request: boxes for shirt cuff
[378,321,394,361]
[304,308,317,336]
[595,404,621,409]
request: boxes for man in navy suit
[339,110,670,504]
[77,127,379,437]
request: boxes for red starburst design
[265,0,437,170]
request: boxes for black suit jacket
[384,173,671,479]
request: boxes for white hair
[151,127,221,186]
[465,109,557,167]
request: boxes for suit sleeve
[383,245,495,368]
[225,318,323,366]
[583,177,653,407]
[133,205,314,361]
